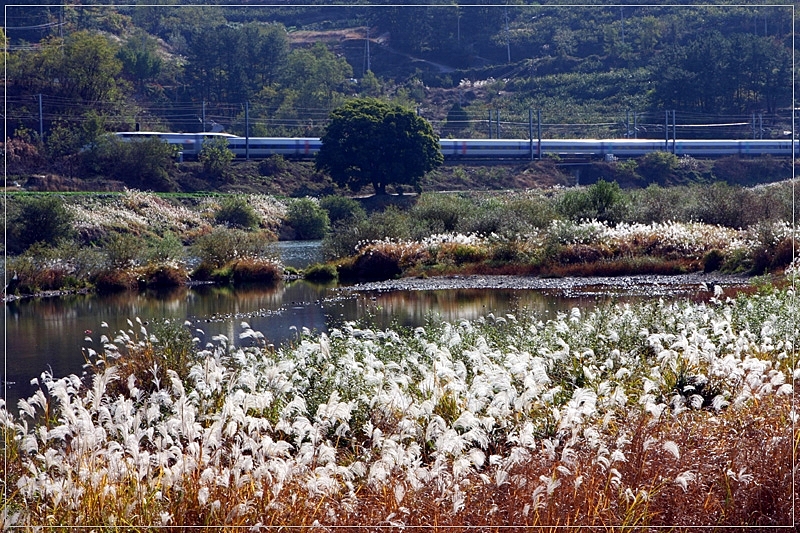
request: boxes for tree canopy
[315,98,443,195]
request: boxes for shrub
[231,258,282,284]
[687,182,747,228]
[284,197,330,240]
[557,180,628,224]
[83,136,177,191]
[304,262,339,282]
[322,206,411,260]
[104,232,142,269]
[702,249,725,272]
[258,154,289,176]
[146,231,185,264]
[193,227,271,269]
[199,136,235,179]
[343,248,402,282]
[319,195,366,226]
[409,193,471,234]
[7,195,74,254]
[214,195,260,229]
[138,263,188,288]
[93,268,137,293]
[636,151,679,183]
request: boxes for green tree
[118,30,162,90]
[215,196,260,230]
[284,42,353,112]
[199,136,235,180]
[316,98,443,195]
[83,135,177,191]
[285,198,330,240]
[27,31,125,104]
[8,196,74,254]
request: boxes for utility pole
[202,101,206,132]
[38,94,44,141]
[505,8,511,63]
[245,101,250,161]
[537,109,542,160]
[365,26,371,74]
[672,110,676,154]
[529,109,534,160]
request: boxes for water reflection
[4,281,614,409]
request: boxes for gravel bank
[339,273,754,298]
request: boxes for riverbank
[342,272,756,297]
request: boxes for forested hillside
[2,2,795,184]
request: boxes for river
[2,241,750,412]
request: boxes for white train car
[228,137,322,158]
[113,133,798,161]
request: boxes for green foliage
[185,22,290,103]
[303,262,339,283]
[258,154,289,176]
[103,232,142,269]
[117,30,162,88]
[636,152,680,184]
[322,206,411,260]
[199,136,235,179]
[146,231,185,264]
[316,98,443,195]
[214,195,260,230]
[284,42,354,111]
[408,193,471,235]
[8,196,74,254]
[319,195,366,226]
[83,135,177,191]
[192,227,270,270]
[557,180,629,224]
[285,198,330,240]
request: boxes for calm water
[2,241,737,411]
[3,281,613,409]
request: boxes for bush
[322,206,411,260]
[138,263,188,288]
[557,180,629,224]
[409,193,471,234]
[343,248,401,282]
[83,136,177,191]
[284,197,330,240]
[702,249,725,272]
[687,182,747,228]
[231,258,282,284]
[104,232,142,269]
[636,151,679,183]
[304,262,339,283]
[215,196,260,229]
[258,154,289,176]
[199,136,235,179]
[319,195,366,226]
[146,231,185,264]
[193,227,271,270]
[8,195,74,254]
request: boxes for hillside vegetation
[2,3,795,193]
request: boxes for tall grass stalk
[2,289,796,528]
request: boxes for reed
[2,288,796,528]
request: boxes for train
[114,132,798,161]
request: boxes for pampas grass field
[2,281,796,530]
